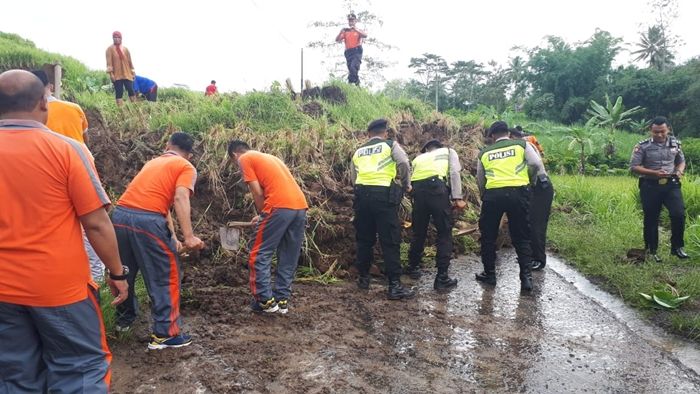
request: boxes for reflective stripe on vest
[352,140,396,186]
[411,147,449,182]
[479,140,529,189]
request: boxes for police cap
[367,118,388,133]
[420,139,443,153]
[487,121,509,136]
[509,127,524,138]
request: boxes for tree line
[377,1,699,136]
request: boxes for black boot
[434,272,458,290]
[387,279,415,300]
[475,271,496,285]
[648,250,662,263]
[404,265,422,279]
[357,274,370,290]
[519,261,533,292]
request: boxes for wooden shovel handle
[226,221,255,228]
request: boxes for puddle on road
[404,251,700,392]
[546,255,700,376]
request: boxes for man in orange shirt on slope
[0,69,128,392]
[336,13,367,86]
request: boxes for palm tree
[561,127,594,174]
[632,25,675,71]
[586,94,644,158]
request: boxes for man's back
[46,98,88,143]
[0,121,110,306]
[238,151,307,213]
[118,153,197,216]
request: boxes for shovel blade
[219,226,241,251]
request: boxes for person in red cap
[106,31,136,106]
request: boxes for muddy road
[110,251,700,393]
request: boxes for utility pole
[300,48,304,97]
[434,71,439,111]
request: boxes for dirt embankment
[86,109,485,278]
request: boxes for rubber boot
[357,274,370,290]
[387,279,415,300]
[475,271,496,285]
[434,271,458,290]
[519,261,533,292]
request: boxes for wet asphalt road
[410,251,700,393]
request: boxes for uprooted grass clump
[83,82,485,280]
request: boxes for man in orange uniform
[0,69,128,392]
[228,140,308,314]
[106,31,136,106]
[32,69,105,281]
[113,132,204,349]
[336,13,367,85]
[31,69,89,144]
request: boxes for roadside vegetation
[548,175,700,341]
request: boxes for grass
[549,174,700,341]
[99,275,149,337]
[0,32,109,97]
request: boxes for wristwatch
[108,266,130,281]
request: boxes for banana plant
[560,126,595,174]
[586,95,644,158]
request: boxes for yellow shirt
[46,99,88,144]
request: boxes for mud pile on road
[86,107,485,281]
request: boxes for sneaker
[250,298,279,313]
[148,333,192,350]
[277,299,288,314]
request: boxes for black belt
[412,175,445,185]
[640,177,679,185]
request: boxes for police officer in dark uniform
[510,127,553,271]
[475,121,546,291]
[405,140,465,290]
[350,118,415,300]
[630,116,688,262]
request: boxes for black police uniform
[475,125,545,291]
[530,172,554,270]
[351,119,414,299]
[630,136,687,258]
[406,141,462,289]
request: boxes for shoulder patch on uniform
[639,139,651,145]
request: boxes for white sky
[2,0,698,93]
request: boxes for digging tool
[453,227,478,237]
[219,221,254,251]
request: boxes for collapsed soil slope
[86,109,485,277]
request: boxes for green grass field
[549,175,700,341]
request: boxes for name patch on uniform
[357,145,383,157]
[488,149,515,161]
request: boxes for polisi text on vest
[488,149,516,161]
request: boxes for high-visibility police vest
[479,139,529,189]
[352,138,396,187]
[411,147,449,182]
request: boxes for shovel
[219,221,255,251]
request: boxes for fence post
[53,64,62,100]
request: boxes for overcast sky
[3,0,698,93]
